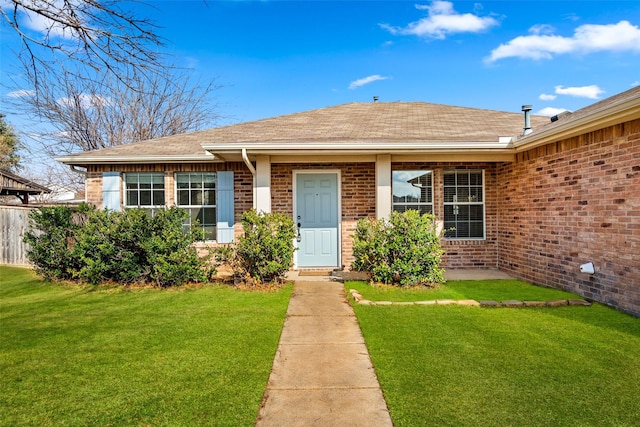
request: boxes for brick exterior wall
[497,119,640,316]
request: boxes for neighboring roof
[515,85,640,151]
[56,102,547,165]
[0,169,51,196]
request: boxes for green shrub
[24,204,210,286]
[352,210,445,286]
[221,210,296,285]
[23,205,81,281]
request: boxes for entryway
[294,171,339,268]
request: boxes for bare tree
[1,0,163,96]
[14,65,221,156]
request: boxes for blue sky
[2,1,640,158]
[150,0,640,124]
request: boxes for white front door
[295,172,339,268]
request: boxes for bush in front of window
[352,210,445,287]
[24,204,212,286]
[218,210,296,285]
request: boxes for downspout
[69,165,87,176]
[242,148,256,176]
[242,148,258,208]
[69,165,88,203]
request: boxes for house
[57,87,640,316]
[0,169,51,205]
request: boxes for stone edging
[349,289,592,308]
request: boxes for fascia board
[513,100,640,152]
[202,141,513,152]
[55,154,222,165]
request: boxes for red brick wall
[497,119,640,315]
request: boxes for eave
[55,154,223,165]
[513,96,640,151]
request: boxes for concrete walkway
[255,278,393,427]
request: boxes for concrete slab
[287,293,354,316]
[257,388,392,427]
[268,343,380,389]
[279,315,364,345]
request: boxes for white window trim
[174,172,218,243]
[123,172,166,210]
[443,169,486,240]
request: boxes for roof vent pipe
[522,105,533,135]
[373,96,379,103]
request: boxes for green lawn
[0,266,291,427]
[349,280,640,426]
[348,279,579,302]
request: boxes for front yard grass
[348,279,579,302]
[0,266,291,426]
[349,280,640,426]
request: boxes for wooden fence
[0,205,33,266]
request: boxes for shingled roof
[57,102,548,165]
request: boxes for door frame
[292,169,342,269]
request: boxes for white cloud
[539,93,556,101]
[380,1,498,39]
[3,0,80,40]
[348,75,390,90]
[6,89,35,98]
[536,107,571,117]
[632,81,640,87]
[487,20,640,62]
[57,94,112,109]
[554,85,604,99]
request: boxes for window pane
[127,191,138,206]
[444,187,456,203]
[470,172,482,186]
[203,173,216,188]
[443,172,456,186]
[140,191,151,206]
[178,190,189,206]
[152,174,164,185]
[392,170,433,214]
[203,226,216,241]
[470,221,484,238]
[154,190,165,205]
[191,189,202,205]
[203,207,216,225]
[191,208,202,224]
[203,190,216,206]
[457,172,469,185]
[470,205,484,220]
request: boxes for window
[124,173,165,212]
[392,170,433,214]
[176,173,217,241]
[444,170,484,239]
